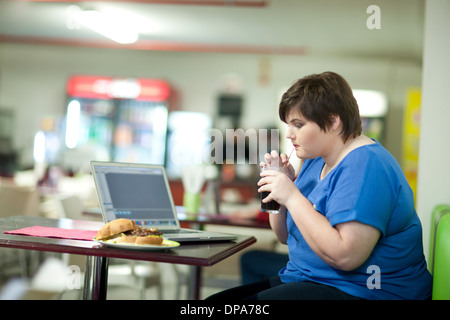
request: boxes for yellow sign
[403,89,421,201]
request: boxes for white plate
[94,238,180,251]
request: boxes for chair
[0,183,40,279]
[0,183,40,217]
[430,204,450,300]
[106,260,163,300]
[429,204,450,271]
[58,194,85,220]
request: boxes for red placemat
[4,226,97,241]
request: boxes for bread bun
[115,235,138,244]
[135,236,163,245]
[115,235,163,245]
[96,218,137,240]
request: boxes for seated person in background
[207,71,432,300]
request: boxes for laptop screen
[91,162,179,229]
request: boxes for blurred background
[1,0,446,300]
[0,0,423,175]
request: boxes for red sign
[67,75,170,101]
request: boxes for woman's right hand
[260,150,295,181]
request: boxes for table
[0,215,256,300]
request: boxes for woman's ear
[330,114,341,132]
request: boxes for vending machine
[64,75,170,169]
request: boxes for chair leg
[140,282,146,300]
[157,283,163,300]
[173,264,187,300]
[19,250,29,278]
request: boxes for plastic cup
[183,192,200,219]
[260,165,282,214]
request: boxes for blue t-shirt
[278,141,432,300]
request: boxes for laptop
[90,161,237,242]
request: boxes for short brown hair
[279,71,362,142]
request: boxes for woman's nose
[285,126,295,139]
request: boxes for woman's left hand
[258,165,298,207]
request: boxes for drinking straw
[281,148,295,173]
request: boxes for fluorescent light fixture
[151,105,169,164]
[33,131,46,162]
[65,100,81,149]
[353,89,388,117]
[67,5,139,44]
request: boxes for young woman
[207,72,432,300]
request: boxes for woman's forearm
[269,206,289,244]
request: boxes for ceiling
[0,0,425,62]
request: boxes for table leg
[187,265,202,300]
[83,256,109,300]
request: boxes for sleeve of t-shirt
[325,149,395,237]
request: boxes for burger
[95,218,164,245]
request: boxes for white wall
[0,44,422,168]
[416,0,450,262]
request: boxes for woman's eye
[287,121,304,129]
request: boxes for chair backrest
[431,206,450,300]
[429,204,450,272]
[58,195,85,220]
[0,184,40,217]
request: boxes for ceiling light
[67,5,139,44]
[33,131,46,163]
[65,99,81,149]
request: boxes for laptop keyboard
[162,229,199,234]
